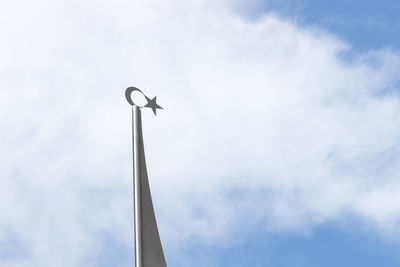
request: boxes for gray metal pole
[127,87,166,267]
[132,105,143,267]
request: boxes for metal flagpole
[127,87,166,267]
[132,105,143,267]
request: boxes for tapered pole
[127,87,166,267]
[132,105,143,267]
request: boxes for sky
[240,0,400,52]
[1,0,400,266]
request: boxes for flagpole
[127,87,166,267]
[132,105,143,267]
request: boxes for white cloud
[1,0,400,265]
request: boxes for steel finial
[125,87,163,115]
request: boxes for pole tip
[125,86,163,115]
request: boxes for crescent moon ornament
[125,86,163,115]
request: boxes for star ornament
[144,95,163,115]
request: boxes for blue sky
[2,0,400,266]
[215,2,400,266]
[184,1,400,266]
[226,1,400,266]
[243,0,400,52]
[167,222,400,267]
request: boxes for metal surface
[129,87,166,267]
[133,106,143,267]
[126,86,163,115]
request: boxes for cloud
[1,0,400,265]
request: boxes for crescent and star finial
[125,87,163,115]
